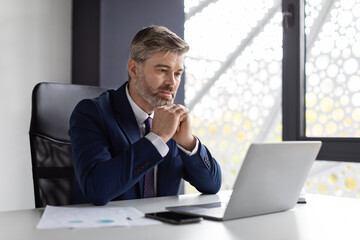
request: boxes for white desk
[1,191,359,240]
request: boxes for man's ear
[127,59,138,80]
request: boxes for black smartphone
[145,211,202,224]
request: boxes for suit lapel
[110,82,144,197]
[110,83,141,144]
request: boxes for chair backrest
[29,82,107,208]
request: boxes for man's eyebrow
[154,64,184,72]
[154,64,171,68]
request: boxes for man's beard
[135,70,176,107]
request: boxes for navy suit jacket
[69,83,222,205]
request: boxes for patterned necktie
[143,117,155,198]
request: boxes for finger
[158,105,172,111]
[175,104,189,113]
[167,105,187,115]
[179,111,189,122]
[159,104,177,112]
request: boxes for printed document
[37,205,161,229]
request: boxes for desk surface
[1,191,359,240]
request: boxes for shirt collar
[125,83,154,126]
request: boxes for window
[184,0,283,192]
[305,0,360,138]
[185,0,360,198]
[283,0,360,197]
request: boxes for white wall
[0,0,72,211]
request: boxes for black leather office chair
[29,82,106,208]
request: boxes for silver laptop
[166,141,322,221]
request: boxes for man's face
[134,51,184,107]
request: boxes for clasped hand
[151,104,196,151]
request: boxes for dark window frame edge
[282,0,360,163]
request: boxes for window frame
[282,0,360,162]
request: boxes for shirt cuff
[145,132,169,157]
[177,137,199,156]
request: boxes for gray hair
[129,25,189,63]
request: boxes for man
[69,25,221,205]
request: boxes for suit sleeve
[180,142,222,194]
[69,99,163,205]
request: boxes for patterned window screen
[184,0,283,192]
[304,0,360,198]
[184,0,360,198]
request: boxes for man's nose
[165,72,177,86]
